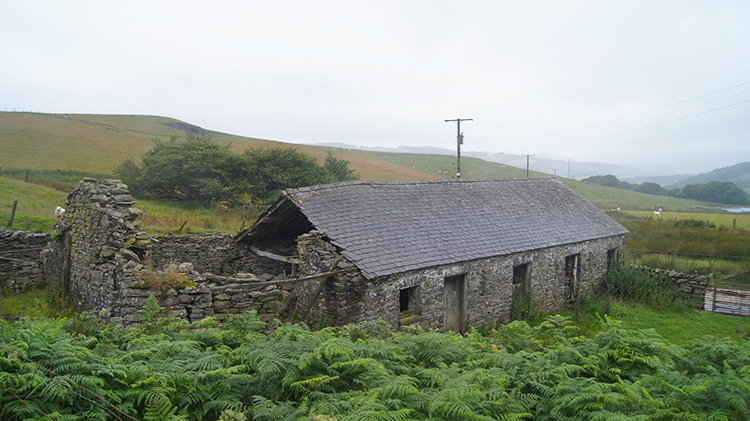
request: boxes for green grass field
[609,302,742,345]
[358,150,538,180]
[0,177,67,232]
[626,210,750,230]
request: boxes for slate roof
[243,177,628,280]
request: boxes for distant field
[626,210,750,230]
[0,177,67,232]
[359,151,537,179]
[4,111,743,236]
[560,179,717,212]
[1,113,154,172]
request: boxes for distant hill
[315,142,671,180]
[0,112,432,181]
[667,162,750,189]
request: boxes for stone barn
[236,177,629,332]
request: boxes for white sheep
[653,208,662,217]
[55,206,65,218]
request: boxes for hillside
[0,112,728,219]
[0,112,431,181]
[668,161,750,189]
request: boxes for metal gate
[704,282,750,316]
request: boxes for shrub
[601,266,689,311]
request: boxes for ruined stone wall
[630,265,710,309]
[46,178,149,312]
[0,228,49,295]
[296,232,627,330]
[294,231,365,326]
[119,273,296,324]
[46,178,296,325]
[149,233,291,276]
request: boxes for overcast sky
[2,1,749,175]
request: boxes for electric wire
[516,80,750,144]
[500,90,750,149]
[530,98,750,151]
[470,80,750,153]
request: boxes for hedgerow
[2,310,750,420]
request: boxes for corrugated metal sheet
[704,282,750,316]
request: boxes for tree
[324,151,359,182]
[633,182,667,196]
[599,174,622,188]
[671,181,750,205]
[244,147,330,200]
[115,138,251,205]
[184,128,213,143]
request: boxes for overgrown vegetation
[3,305,750,420]
[600,266,690,311]
[115,138,359,205]
[610,212,750,281]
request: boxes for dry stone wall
[0,228,49,295]
[149,233,291,276]
[46,178,296,324]
[630,265,710,309]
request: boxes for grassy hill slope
[1,112,731,220]
[0,112,432,182]
[0,177,68,231]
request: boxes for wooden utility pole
[521,153,535,178]
[445,118,472,179]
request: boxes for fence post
[25,170,29,182]
[7,200,18,227]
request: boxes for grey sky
[2,1,749,176]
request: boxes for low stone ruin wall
[118,271,298,324]
[630,266,710,309]
[149,233,291,276]
[0,228,49,295]
[45,178,298,325]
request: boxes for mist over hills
[666,162,750,189]
[315,142,690,182]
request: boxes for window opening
[400,285,421,314]
[513,263,530,294]
[565,254,580,302]
[606,248,618,272]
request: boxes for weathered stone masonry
[8,177,638,332]
[0,228,49,295]
[45,178,295,324]
[293,230,627,330]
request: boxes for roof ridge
[287,176,560,194]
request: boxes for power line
[471,80,750,153]
[530,98,750,151]
[501,89,750,149]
